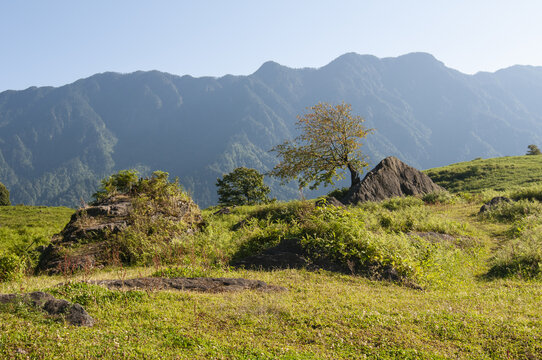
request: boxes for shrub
[526,144,541,155]
[479,199,542,222]
[422,191,457,205]
[93,169,139,202]
[510,185,542,202]
[0,182,10,206]
[381,196,424,210]
[327,187,349,200]
[487,232,542,279]
[0,252,25,282]
[299,207,418,280]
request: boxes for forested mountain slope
[1,52,542,207]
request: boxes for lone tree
[0,182,10,206]
[526,144,541,155]
[216,167,271,206]
[271,102,373,190]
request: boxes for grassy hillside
[425,155,542,193]
[1,192,541,359]
[0,205,73,253]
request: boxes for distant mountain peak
[253,60,289,78]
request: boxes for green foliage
[488,228,542,279]
[271,102,373,190]
[422,191,458,205]
[228,198,477,285]
[92,169,140,202]
[479,200,542,223]
[327,187,349,199]
[298,206,418,280]
[0,183,10,206]
[0,252,24,282]
[526,144,541,155]
[510,185,542,201]
[216,167,270,206]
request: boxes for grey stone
[342,156,445,204]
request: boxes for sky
[1,0,541,92]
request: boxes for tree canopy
[526,144,541,155]
[271,102,373,190]
[216,167,270,206]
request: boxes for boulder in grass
[0,292,94,326]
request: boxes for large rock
[342,156,444,204]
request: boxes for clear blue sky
[1,0,541,91]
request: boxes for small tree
[0,182,10,206]
[271,102,373,190]
[93,169,140,202]
[216,167,270,206]
[526,144,541,155]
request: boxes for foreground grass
[0,268,540,359]
[425,155,542,193]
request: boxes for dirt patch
[89,277,287,293]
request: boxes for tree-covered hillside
[1,53,542,207]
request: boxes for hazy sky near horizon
[1,0,541,91]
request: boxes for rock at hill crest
[341,156,444,204]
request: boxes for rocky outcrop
[37,194,203,274]
[0,292,94,326]
[342,157,444,204]
[90,277,287,293]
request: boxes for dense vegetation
[3,53,542,208]
[216,167,271,206]
[1,155,541,358]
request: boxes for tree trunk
[347,163,361,189]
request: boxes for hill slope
[2,53,542,207]
[425,155,542,193]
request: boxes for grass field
[1,156,542,359]
[0,206,73,253]
[425,155,542,193]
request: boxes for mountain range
[1,52,542,207]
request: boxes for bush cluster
[225,197,476,285]
[0,252,24,282]
[479,199,542,222]
[0,182,10,206]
